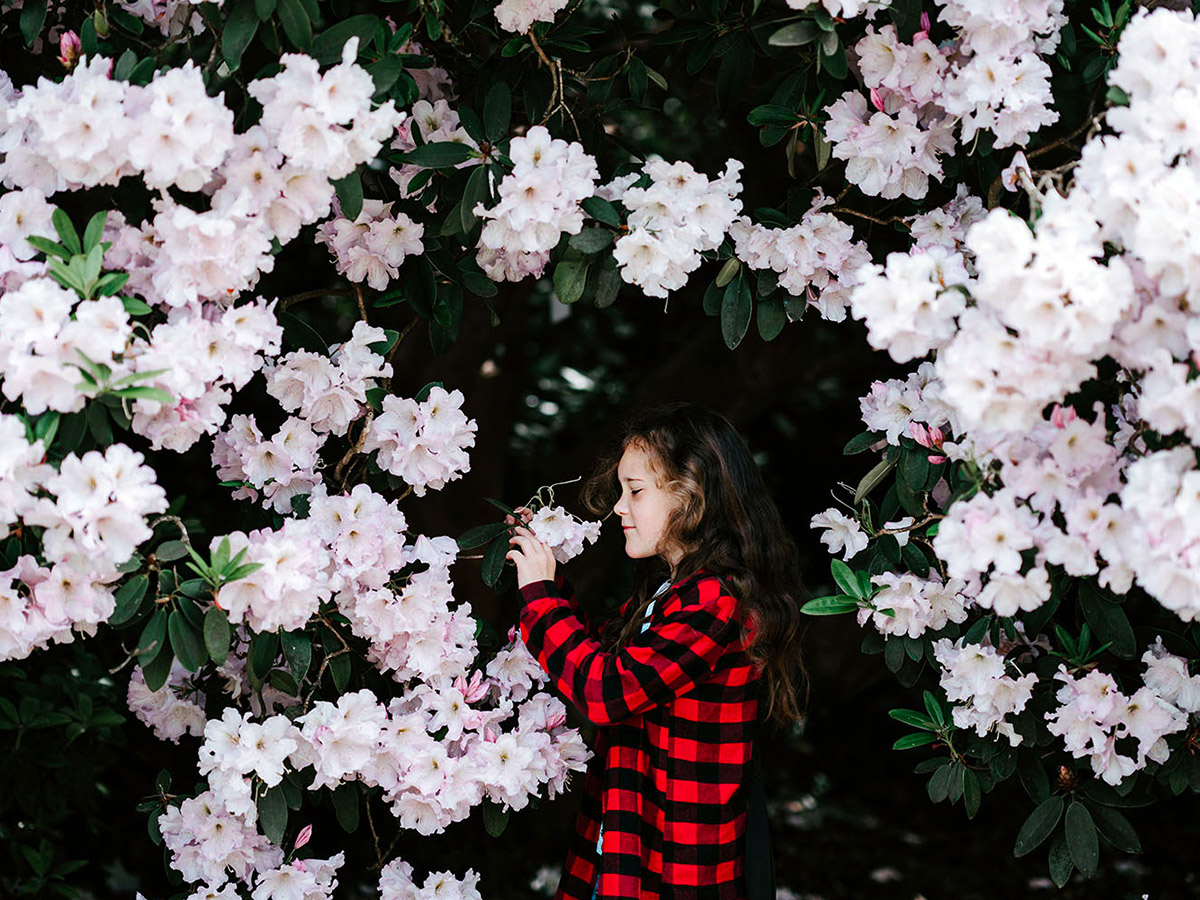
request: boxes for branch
[280,288,355,310]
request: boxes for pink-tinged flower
[909,421,945,451]
[294,824,313,849]
[1001,151,1032,192]
[1050,404,1078,429]
[58,32,81,70]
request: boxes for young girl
[507,403,804,900]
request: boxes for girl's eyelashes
[630,489,642,495]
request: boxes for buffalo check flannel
[518,571,761,900]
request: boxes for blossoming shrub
[2,0,1198,895]
[807,5,1200,887]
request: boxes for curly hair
[582,403,807,727]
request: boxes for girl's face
[613,443,680,563]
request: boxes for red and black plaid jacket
[518,571,761,900]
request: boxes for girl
[507,403,804,900]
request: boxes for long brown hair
[582,403,807,727]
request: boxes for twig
[386,316,423,372]
[354,284,369,323]
[333,410,375,486]
[148,514,191,546]
[365,793,386,872]
[830,207,906,228]
[280,288,355,310]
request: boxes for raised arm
[518,574,738,726]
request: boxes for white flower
[810,508,868,560]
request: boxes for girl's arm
[517,574,738,726]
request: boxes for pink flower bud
[1050,405,1077,429]
[58,31,81,70]
[920,12,931,33]
[869,88,886,113]
[927,454,947,465]
[927,425,944,448]
[909,422,931,448]
[294,824,313,850]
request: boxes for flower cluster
[379,859,482,900]
[315,200,425,291]
[211,415,325,514]
[475,126,599,282]
[493,0,569,34]
[932,637,1037,746]
[362,387,478,496]
[117,0,214,38]
[265,321,393,437]
[528,506,602,564]
[729,191,870,322]
[609,159,743,299]
[127,661,208,744]
[0,277,131,415]
[859,572,969,638]
[123,298,283,452]
[1046,663,1186,785]
[159,790,282,888]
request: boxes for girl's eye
[631,489,642,495]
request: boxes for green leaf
[553,260,588,305]
[141,638,174,692]
[204,606,231,664]
[747,104,799,127]
[1048,837,1073,888]
[1014,795,1064,857]
[249,631,280,683]
[963,769,982,819]
[927,763,953,803]
[1064,802,1099,876]
[332,170,364,222]
[483,81,512,142]
[121,296,153,316]
[483,800,510,837]
[20,0,48,46]
[595,266,621,309]
[854,458,895,505]
[720,274,752,349]
[569,228,615,255]
[893,732,937,750]
[258,785,288,844]
[255,0,277,18]
[888,708,935,730]
[222,0,260,70]
[923,690,946,728]
[138,608,169,660]
[799,595,859,615]
[369,57,404,95]
[52,209,82,255]
[95,271,131,297]
[482,534,509,588]
[398,142,476,169]
[329,649,352,691]
[457,522,511,550]
[1089,804,1141,853]
[277,0,312,50]
[830,559,861,599]
[581,196,621,228]
[332,783,359,832]
[768,21,817,46]
[25,236,71,262]
[842,432,878,455]
[109,575,149,626]
[312,14,379,62]
[1078,582,1136,659]
[157,540,190,562]
[82,211,108,253]
[169,610,207,672]
[281,629,312,683]
[715,258,740,289]
[756,296,786,342]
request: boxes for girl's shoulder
[660,569,739,619]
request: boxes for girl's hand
[507,525,557,588]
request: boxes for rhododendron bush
[2,0,1199,894]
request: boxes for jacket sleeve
[518,575,737,726]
